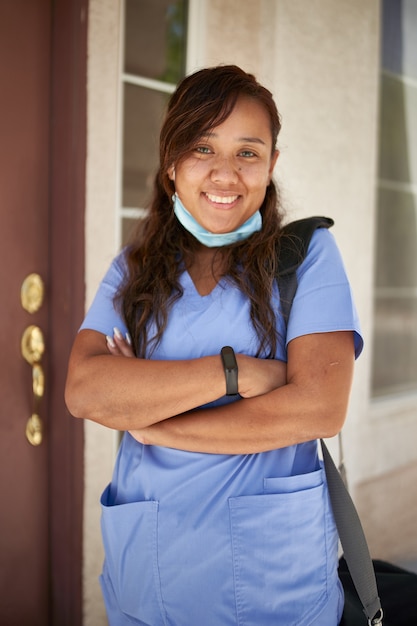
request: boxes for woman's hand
[237,354,286,398]
[106,328,135,357]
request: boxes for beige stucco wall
[258,0,381,478]
[202,0,388,470]
[84,0,417,623]
[84,1,122,624]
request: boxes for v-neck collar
[182,269,225,299]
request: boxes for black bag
[339,557,417,625]
[277,217,417,626]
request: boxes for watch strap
[220,346,238,396]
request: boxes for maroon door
[0,1,85,624]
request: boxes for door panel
[0,2,51,624]
[0,1,85,624]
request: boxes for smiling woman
[170,96,279,235]
[65,65,362,625]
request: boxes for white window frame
[115,0,204,248]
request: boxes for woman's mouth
[205,192,239,205]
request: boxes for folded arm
[64,328,286,431]
[129,331,355,454]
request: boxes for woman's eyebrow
[201,132,267,145]
[239,136,267,145]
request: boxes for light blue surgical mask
[172,193,262,247]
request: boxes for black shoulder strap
[276,216,383,625]
[276,216,334,322]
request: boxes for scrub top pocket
[100,485,167,626]
[229,469,337,626]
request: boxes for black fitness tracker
[220,346,239,396]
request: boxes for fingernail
[113,327,123,340]
[125,332,132,345]
[106,335,116,348]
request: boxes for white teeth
[206,193,238,204]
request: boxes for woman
[66,65,362,625]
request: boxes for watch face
[221,346,238,395]
[221,346,237,370]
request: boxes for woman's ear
[269,149,279,179]
[168,165,176,181]
[266,150,279,185]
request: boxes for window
[119,0,188,244]
[372,0,417,396]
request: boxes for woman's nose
[210,156,239,184]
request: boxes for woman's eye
[195,145,211,154]
[239,150,256,158]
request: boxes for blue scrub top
[80,228,363,625]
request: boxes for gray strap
[337,432,348,487]
[320,439,383,624]
[276,217,382,623]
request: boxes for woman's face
[169,97,279,235]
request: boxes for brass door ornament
[21,325,45,365]
[21,325,45,446]
[26,414,43,447]
[21,273,44,314]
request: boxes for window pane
[373,187,417,395]
[379,74,417,185]
[375,188,417,289]
[122,217,144,245]
[372,0,417,397]
[382,0,417,80]
[124,0,187,83]
[382,0,403,74]
[122,84,169,208]
[372,296,417,396]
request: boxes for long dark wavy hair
[117,65,286,358]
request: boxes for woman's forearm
[130,332,355,454]
[65,329,286,431]
[66,352,226,430]
[65,330,227,429]
[129,380,343,454]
